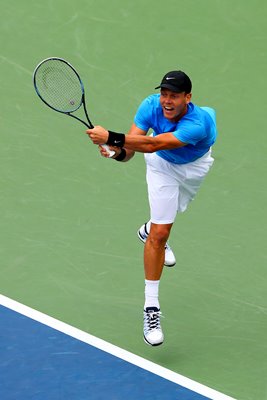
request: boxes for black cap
[155,70,192,93]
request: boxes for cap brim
[155,84,183,93]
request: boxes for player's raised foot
[137,223,176,267]
[164,242,176,267]
[143,307,164,346]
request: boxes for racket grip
[101,144,116,158]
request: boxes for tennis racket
[33,57,115,157]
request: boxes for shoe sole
[137,230,176,267]
[143,335,164,346]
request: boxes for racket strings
[34,59,83,113]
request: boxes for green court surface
[1,1,267,399]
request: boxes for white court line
[0,294,236,400]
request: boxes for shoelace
[144,310,162,332]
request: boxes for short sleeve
[134,98,152,132]
[173,122,206,145]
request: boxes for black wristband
[107,131,125,148]
[114,148,127,162]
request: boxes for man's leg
[143,222,172,346]
[144,223,173,280]
[138,221,176,267]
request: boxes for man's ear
[186,93,192,104]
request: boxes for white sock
[144,279,160,309]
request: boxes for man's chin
[164,111,179,122]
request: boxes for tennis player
[87,70,218,346]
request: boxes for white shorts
[144,150,214,224]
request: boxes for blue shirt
[134,94,218,164]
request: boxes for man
[87,70,218,346]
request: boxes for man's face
[159,89,192,122]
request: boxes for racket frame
[33,57,115,156]
[33,57,93,128]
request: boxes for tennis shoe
[143,307,164,346]
[137,223,176,267]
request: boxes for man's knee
[149,223,172,245]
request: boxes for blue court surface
[0,296,235,400]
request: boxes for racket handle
[101,144,116,158]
